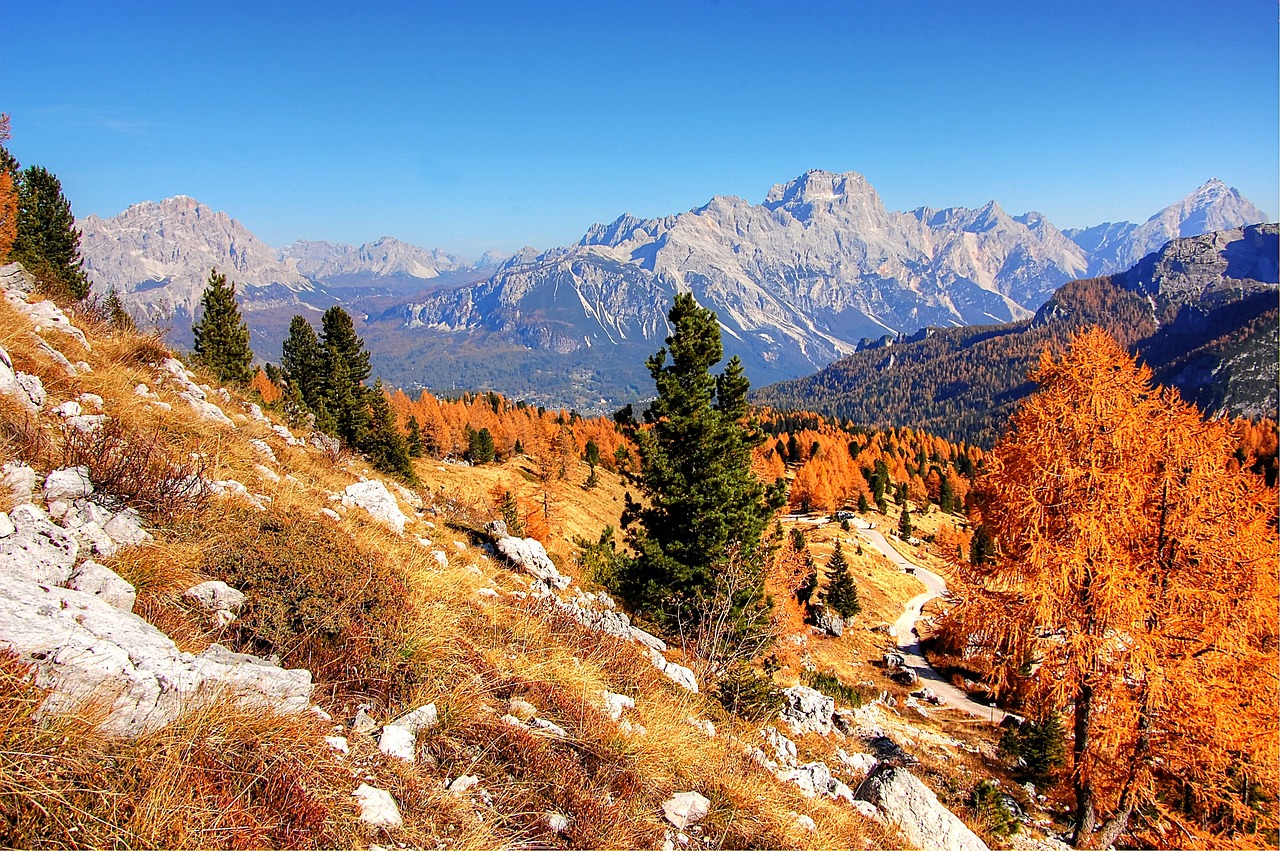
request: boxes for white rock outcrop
[184,580,246,614]
[353,783,403,828]
[341,480,409,534]
[780,685,835,736]
[854,765,990,851]
[43,467,94,502]
[0,575,312,736]
[68,560,137,612]
[495,536,570,589]
[2,503,80,585]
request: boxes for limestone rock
[353,783,403,828]
[103,509,151,547]
[780,685,835,736]
[781,761,834,798]
[662,791,711,830]
[547,812,570,833]
[761,726,798,766]
[43,467,94,502]
[390,702,438,733]
[449,775,479,794]
[496,536,570,589]
[68,560,136,612]
[184,580,246,614]
[0,512,12,538]
[602,690,635,721]
[662,661,699,692]
[2,503,79,585]
[0,576,312,736]
[341,480,408,534]
[2,462,37,503]
[854,764,990,851]
[811,604,844,637]
[352,707,377,734]
[378,724,416,762]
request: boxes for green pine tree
[191,268,254,384]
[612,293,786,639]
[405,415,423,458]
[857,491,870,514]
[362,379,416,481]
[319,307,372,445]
[898,503,913,539]
[12,165,89,300]
[281,315,327,412]
[824,541,861,619]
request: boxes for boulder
[353,784,403,828]
[854,765,990,851]
[781,761,834,798]
[43,467,94,502]
[891,667,920,687]
[2,503,79,585]
[103,509,150,547]
[184,581,246,614]
[661,791,711,830]
[341,480,409,534]
[496,536,570,589]
[761,726,798,766]
[0,512,12,538]
[2,462,37,503]
[662,661,699,692]
[811,604,844,637]
[483,519,508,538]
[0,576,312,736]
[881,651,906,668]
[67,560,136,612]
[835,747,878,776]
[630,625,668,651]
[780,685,835,736]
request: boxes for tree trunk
[1071,682,1096,847]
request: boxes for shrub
[802,669,863,708]
[711,661,784,722]
[998,713,1066,785]
[60,419,211,520]
[970,780,1020,838]
[196,508,419,702]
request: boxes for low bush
[196,508,419,703]
[998,712,1066,785]
[969,779,1021,839]
[711,661,784,722]
[60,418,211,520]
[803,669,864,708]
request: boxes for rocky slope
[753,224,1279,445]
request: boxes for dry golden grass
[0,293,1019,849]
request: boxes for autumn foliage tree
[0,114,16,259]
[936,328,1278,849]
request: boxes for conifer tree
[612,293,786,641]
[405,415,423,458]
[12,165,89,299]
[897,503,913,539]
[824,541,861,619]
[191,268,254,384]
[364,380,415,481]
[319,307,372,446]
[281,315,326,411]
[937,328,1278,849]
[857,491,870,514]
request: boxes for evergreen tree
[281,315,326,411]
[584,438,601,468]
[405,415,423,458]
[466,426,496,463]
[939,474,956,514]
[824,541,861,619]
[319,307,372,446]
[12,165,89,299]
[897,503,913,539]
[857,491,870,514]
[969,524,996,565]
[612,293,785,638]
[191,268,254,384]
[363,380,415,480]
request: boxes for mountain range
[753,224,1279,446]
[78,172,1268,410]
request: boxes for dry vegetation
[2,293,960,849]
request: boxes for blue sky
[4,0,1277,257]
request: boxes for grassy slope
[0,288,1062,849]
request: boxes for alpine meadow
[1,4,1277,850]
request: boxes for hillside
[754,224,1279,446]
[0,260,1089,850]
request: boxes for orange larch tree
[939,328,1278,849]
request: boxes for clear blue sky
[4,0,1277,257]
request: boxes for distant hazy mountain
[78,174,1268,411]
[1064,178,1266,276]
[388,171,1265,408]
[753,224,1279,446]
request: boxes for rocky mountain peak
[763,170,879,215]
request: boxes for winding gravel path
[854,521,999,720]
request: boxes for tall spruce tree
[364,380,415,481]
[281,315,327,411]
[12,165,89,299]
[824,540,861,619]
[191,268,254,384]
[613,293,785,637]
[898,502,913,539]
[319,307,372,446]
